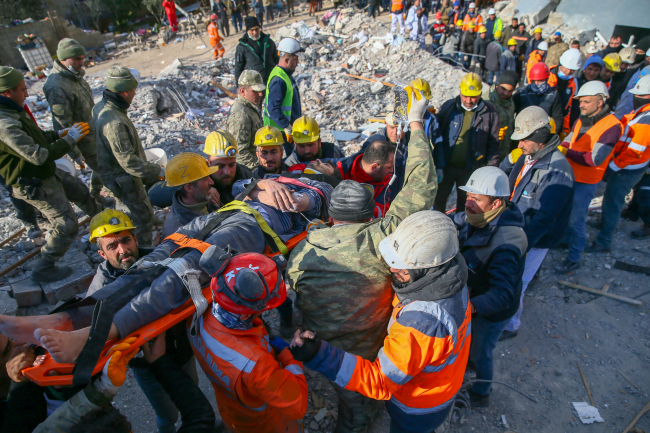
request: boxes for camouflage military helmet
[238,70,266,91]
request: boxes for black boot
[469,389,490,408]
[26,223,42,239]
[31,257,73,283]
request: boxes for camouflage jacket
[92,92,161,188]
[43,61,95,159]
[226,96,263,170]
[287,129,437,360]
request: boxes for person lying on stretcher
[0,176,333,364]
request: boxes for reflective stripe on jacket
[190,312,308,433]
[208,22,221,42]
[610,103,650,171]
[462,14,483,31]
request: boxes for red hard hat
[210,14,218,20]
[435,12,442,19]
[210,252,287,315]
[529,62,550,81]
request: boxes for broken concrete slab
[515,0,560,28]
[0,289,18,315]
[41,261,95,305]
[11,279,43,307]
[57,248,92,267]
[159,58,183,76]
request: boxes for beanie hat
[245,16,260,31]
[583,55,604,71]
[57,38,86,61]
[328,180,375,222]
[106,66,138,93]
[497,70,519,88]
[637,36,650,55]
[0,67,24,92]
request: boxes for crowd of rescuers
[0,23,649,433]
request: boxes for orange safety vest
[462,13,483,31]
[567,114,622,184]
[190,312,308,433]
[391,0,403,13]
[525,50,544,84]
[610,103,650,171]
[208,22,221,43]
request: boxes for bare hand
[141,332,166,364]
[6,345,36,382]
[308,160,335,176]
[209,188,221,207]
[290,329,316,349]
[258,179,296,212]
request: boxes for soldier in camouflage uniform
[287,92,437,433]
[226,69,266,170]
[43,39,113,208]
[0,66,101,282]
[93,67,163,246]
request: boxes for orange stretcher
[22,231,310,387]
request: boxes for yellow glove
[102,337,138,388]
[498,126,508,141]
[558,146,568,155]
[508,148,523,164]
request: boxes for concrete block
[0,289,18,315]
[515,0,559,28]
[41,261,95,305]
[57,248,92,267]
[11,280,43,307]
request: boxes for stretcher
[22,230,311,387]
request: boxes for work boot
[554,258,580,274]
[469,389,490,408]
[584,241,611,253]
[280,315,295,339]
[25,223,42,239]
[498,329,518,342]
[30,257,73,283]
[631,224,650,240]
[586,218,603,230]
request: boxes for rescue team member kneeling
[192,249,308,432]
[290,211,471,433]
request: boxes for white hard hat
[511,106,551,140]
[459,166,510,197]
[378,211,459,270]
[630,75,650,96]
[574,80,609,99]
[469,2,476,7]
[277,37,305,54]
[538,41,548,51]
[559,48,582,71]
[488,7,496,14]
[619,46,636,64]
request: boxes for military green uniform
[93,91,160,246]
[0,100,100,262]
[288,129,437,361]
[226,96,262,170]
[43,60,104,195]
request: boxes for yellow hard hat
[468,21,476,29]
[411,78,432,100]
[456,19,463,26]
[603,53,621,72]
[460,72,483,97]
[534,27,542,34]
[494,30,502,39]
[255,125,284,147]
[507,38,517,46]
[478,25,487,34]
[548,117,557,134]
[165,152,219,187]
[203,130,238,158]
[89,209,136,243]
[292,116,320,144]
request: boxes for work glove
[58,127,70,138]
[67,122,90,143]
[558,145,568,155]
[508,148,522,164]
[436,168,444,183]
[498,126,508,141]
[97,337,138,392]
[289,330,322,363]
[407,88,429,124]
[269,336,289,356]
[284,127,294,143]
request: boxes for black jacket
[461,31,476,55]
[161,190,219,239]
[212,163,254,205]
[234,32,279,86]
[454,202,528,322]
[283,141,343,166]
[513,84,564,134]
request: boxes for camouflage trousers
[103,174,154,246]
[13,169,101,262]
[77,140,104,195]
[330,382,381,433]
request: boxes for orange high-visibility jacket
[462,13,483,31]
[208,22,222,43]
[548,66,580,133]
[610,103,650,172]
[190,312,308,433]
[525,50,544,83]
[304,289,471,416]
[391,0,404,13]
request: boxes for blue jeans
[469,316,510,396]
[386,399,452,433]
[264,5,274,21]
[487,70,500,85]
[231,12,243,31]
[566,181,598,262]
[358,0,367,7]
[368,4,377,17]
[132,357,199,433]
[596,167,646,247]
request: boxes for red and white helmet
[210,14,218,20]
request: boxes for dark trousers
[330,381,380,433]
[276,296,293,322]
[386,399,452,433]
[231,12,243,31]
[0,174,37,225]
[256,11,264,26]
[468,316,510,396]
[264,5,274,21]
[433,165,473,213]
[368,5,377,17]
[627,174,650,225]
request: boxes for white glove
[407,89,429,124]
[58,128,70,138]
[284,127,292,137]
[67,123,90,142]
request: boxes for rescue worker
[0,66,100,282]
[430,12,446,51]
[498,107,574,340]
[548,48,582,136]
[434,73,500,213]
[545,31,569,68]
[253,126,291,177]
[207,14,225,60]
[162,0,179,32]
[93,67,162,247]
[288,90,438,432]
[500,38,520,78]
[587,75,650,252]
[571,55,604,126]
[290,211,470,432]
[472,26,489,77]
[555,81,623,272]
[482,70,518,159]
[234,17,279,86]
[284,115,342,166]
[453,166,527,407]
[161,153,220,239]
[600,53,622,88]
[513,62,564,134]
[511,22,530,57]
[460,22,477,69]
[191,250,308,433]
[263,38,304,153]
[390,0,406,37]
[525,41,548,84]
[448,1,462,28]
[204,129,254,204]
[43,38,112,208]
[485,30,504,85]
[462,2,482,31]
[484,8,502,42]
[608,46,637,109]
[500,17,518,46]
[615,49,650,119]
[524,27,544,62]
[226,69,266,170]
[596,34,623,59]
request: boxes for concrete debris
[572,402,605,424]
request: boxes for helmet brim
[378,235,410,270]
